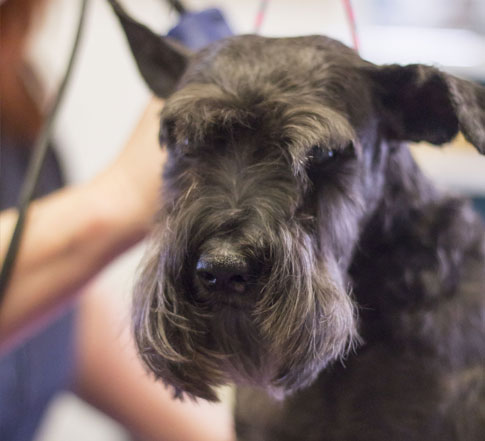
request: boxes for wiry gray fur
[109,4,485,437]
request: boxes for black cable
[0,0,90,301]
[165,0,187,15]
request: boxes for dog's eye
[308,145,337,164]
[308,142,355,166]
[174,138,197,159]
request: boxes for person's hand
[0,98,166,350]
[92,97,166,241]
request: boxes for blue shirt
[0,140,76,441]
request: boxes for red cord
[342,0,360,52]
[254,0,270,34]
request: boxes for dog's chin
[154,286,356,402]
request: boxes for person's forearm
[0,97,164,351]
[0,175,145,345]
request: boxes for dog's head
[110,2,485,401]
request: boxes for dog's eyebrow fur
[160,82,356,159]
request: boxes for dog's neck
[373,144,440,233]
[349,143,484,339]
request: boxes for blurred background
[1,0,484,440]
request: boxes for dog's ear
[363,64,485,153]
[108,0,190,97]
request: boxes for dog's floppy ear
[363,63,485,153]
[108,0,190,97]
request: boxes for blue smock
[0,140,76,441]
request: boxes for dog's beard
[133,213,358,402]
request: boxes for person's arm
[74,282,235,441]
[0,98,165,349]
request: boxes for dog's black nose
[196,253,250,295]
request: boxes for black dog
[110,2,485,439]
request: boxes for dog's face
[110,1,485,402]
[136,37,376,401]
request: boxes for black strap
[0,0,90,301]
